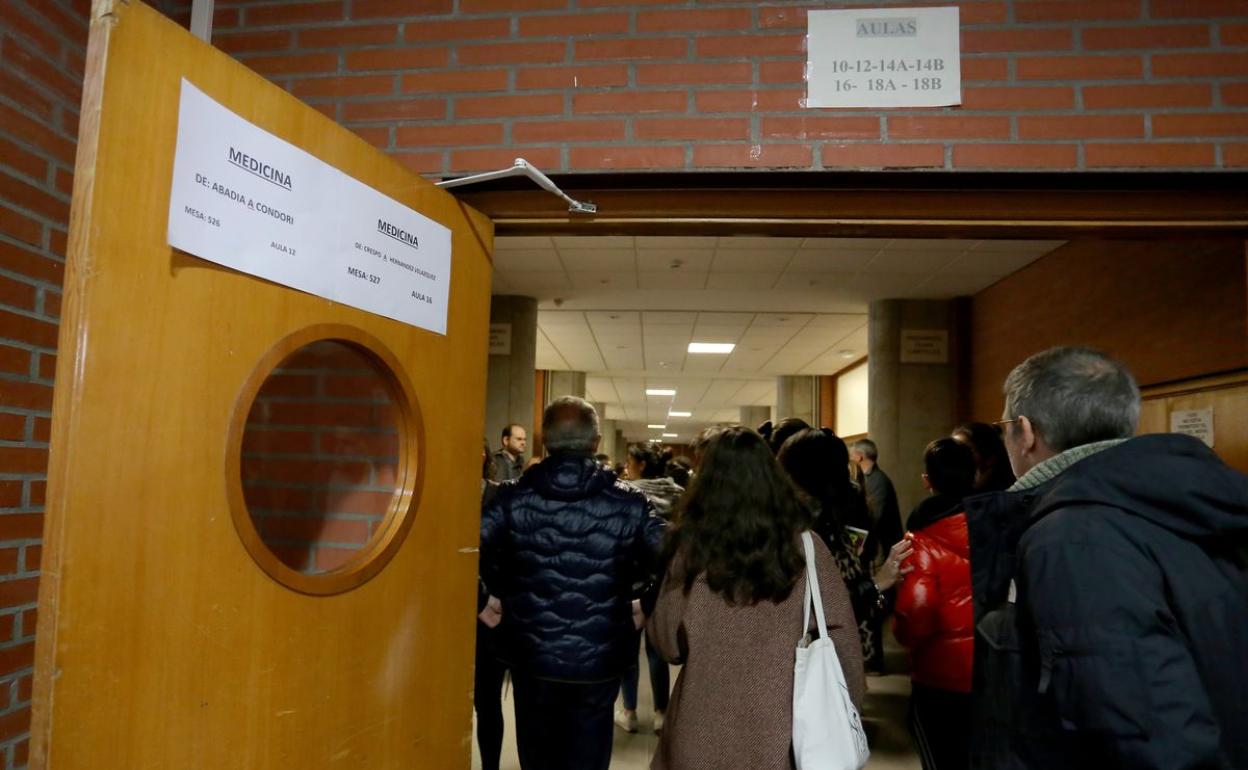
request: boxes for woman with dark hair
[647,427,864,770]
[777,428,914,663]
[665,456,692,489]
[951,421,1016,492]
[766,416,810,455]
[624,443,684,518]
[894,438,978,769]
[615,443,685,733]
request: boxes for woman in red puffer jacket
[894,437,977,770]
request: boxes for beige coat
[647,536,865,770]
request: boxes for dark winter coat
[479,453,665,683]
[864,464,904,563]
[966,434,1248,770]
[489,449,523,483]
[894,494,973,693]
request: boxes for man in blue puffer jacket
[480,395,665,770]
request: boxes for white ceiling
[541,310,868,438]
[493,235,1066,312]
[493,235,1066,442]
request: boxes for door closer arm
[435,158,597,214]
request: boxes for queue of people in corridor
[476,346,1248,770]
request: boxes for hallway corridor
[471,644,922,770]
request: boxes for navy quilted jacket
[480,453,665,683]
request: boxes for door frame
[454,170,1248,239]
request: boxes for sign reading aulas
[228,147,292,190]
[378,219,420,249]
[857,17,918,37]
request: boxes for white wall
[836,362,869,437]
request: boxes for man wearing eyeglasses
[965,346,1248,770]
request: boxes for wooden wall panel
[968,238,1248,421]
[818,375,835,430]
[1139,373,1248,474]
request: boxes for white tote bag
[793,531,870,770]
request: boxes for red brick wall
[242,341,399,574]
[0,1,87,765]
[0,0,1244,763]
[157,0,1248,174]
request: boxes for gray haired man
[479,396,664,770]
[967,346,1248,770]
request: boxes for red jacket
[893,497,973,693]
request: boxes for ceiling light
[838,350,856,359]
[646,388,676,397]
[688,342,736,354]
[668,411,692,418]
[647,424,666,429]
[662,433,678,438]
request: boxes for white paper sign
[807,7,962,108]
[1170,408,1215,448]
[488,323,512,355]
[168,79,451,334]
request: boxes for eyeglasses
[993,417,1020,428]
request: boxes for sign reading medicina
[806,7,962,109]
[168,79,452,334]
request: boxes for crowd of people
[476,346,1248,770]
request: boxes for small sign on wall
[488,323,512,355]
[1170,408,1215,447]
[806,7,962,109]
[900,329,949,364]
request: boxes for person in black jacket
[479,396,665,770]
[851,437,905,672]
[475,443,506,770]
[968,346,1248,770]
[489,423,527,482]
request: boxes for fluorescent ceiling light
[688,342,736,354]
[646,388,677,396]
[662,433,678,438]
[668,411,692,418]
[647,424,666,429]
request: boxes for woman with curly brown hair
[647,427,864,770]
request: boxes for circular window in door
[227,326,424,595]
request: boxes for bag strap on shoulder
[801,531,829,639]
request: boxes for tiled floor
[472,645,922,770]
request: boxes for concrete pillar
[775,376,817,425]
[867,300,959,523]
[739,405,772,429]
[593,402,617,461]
[545,370,586,401]
[484,296,537,459]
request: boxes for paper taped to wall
[807,7,962,109]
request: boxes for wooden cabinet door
[31,2,493,767]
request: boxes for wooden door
[31,2,493,767]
